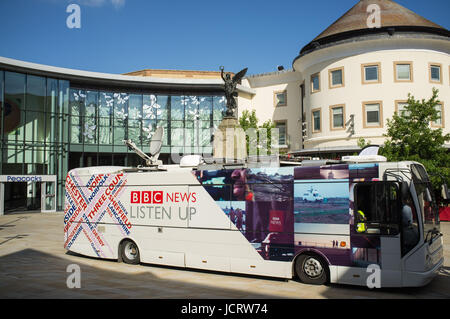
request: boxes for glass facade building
[67,89,226,168]
[0,62,226,211]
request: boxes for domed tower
[292,0,449,156]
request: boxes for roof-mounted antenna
[123,127,164,167]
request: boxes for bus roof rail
[341,155,387,163]
[300,159,341,166]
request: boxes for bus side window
[355,184,373,223]
[385,183,399,224]
[401,193,420,256]
[354,182,400,235]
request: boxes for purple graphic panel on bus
[245,167,295,261]
[194,167,295,261]
[194,163,381,267]
[294,164,349,180]
[293,165,352,266]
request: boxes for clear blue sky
[0,0,448,76]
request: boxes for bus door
[353,182,402,286]
[400,183,422,271]
[402,165,441,279]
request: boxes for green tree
[357,137,371,149]
[238,109,259,131]
[239,109,276,155]
[380,88,450,196]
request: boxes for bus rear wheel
[120,240,140,265]
[295,253,328,285]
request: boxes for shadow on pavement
[0,216,29,230]
[0,248,289,299]
[321,266,450,299]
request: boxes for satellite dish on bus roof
[122,126,164,167]
[149,127,164,157]
[359,145,380,156]
[343,144,385,163]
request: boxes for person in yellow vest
[356,210,367,233]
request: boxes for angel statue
[220,66,248,118]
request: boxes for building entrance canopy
[0,175,56,215]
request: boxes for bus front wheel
[120,240,140,265]
[295,253,328,285]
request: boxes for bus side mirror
[425,188,432,202]
[442,184,449,200]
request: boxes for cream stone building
[238,0,450,157]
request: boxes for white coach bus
[64,134,444,287]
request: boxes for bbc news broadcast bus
[64,137,444,287]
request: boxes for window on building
[128,94,143,146]
[311,73,320,93]
[84,90,99,145]
[275,121,287,146]
[0,70,3,142]
[4,72,26,145]
[395,101,409,117]
[363,101,382,128]
[431,103,444,127]
[99,92,113,145]
[312,109,321,132]
[70,88,85,144]
[362,63,381,83]
[394,62,413,82]
[213,95,226,122]
[113,92,128,145]
[429,64,442,83]
[329,67,344,88]
[171,96,184,148]
[274,90,287,107]
[25,75,46,144]
[153,95,169,146]
[198,96,212,147]
[330,105,345,130]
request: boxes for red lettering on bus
[153,191,163,204]
[142,191,152,204]
[131,191,140,203]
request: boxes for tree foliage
[238,109,259,131]
[357,137,371,149]
[380,88,450,196]
[239,109,276,155]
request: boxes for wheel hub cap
[124,242,137,260]
[303,257,323,278]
